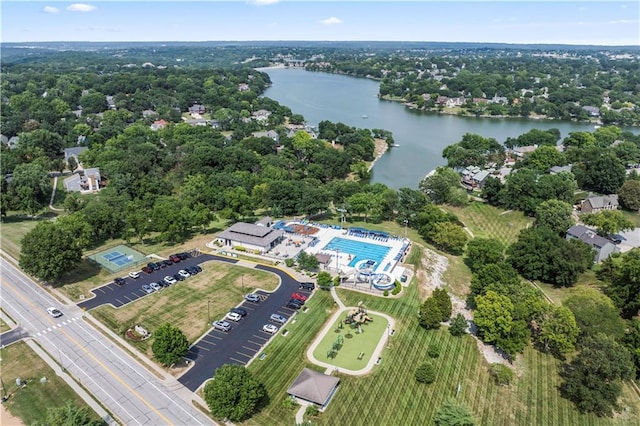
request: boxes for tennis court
[88,245,148,274]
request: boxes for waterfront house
[188,104,205,115]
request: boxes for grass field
[90,262,279,357]
[443,202,533,246]
[0,317,10,333]
[0,212,58,260]
[244,275,640,426]
[0,341,102,425]
[311,311,388,371]
[621,210,640,227]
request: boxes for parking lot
[178,265,312,392]
[77,254,237,310]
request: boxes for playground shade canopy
[287,368,340,407]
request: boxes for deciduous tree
[434,398,476,426]
[535,199,574,235]
[465,238,505,272]
[203,365,266,422]
[473,290,513,344]
[618,180,640,211]
[535,305,579,358]
[152,323,189,366]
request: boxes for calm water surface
[263,68,634,189]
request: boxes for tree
[317,271,332,287]
[203,364,266,422]
[535,199,574,235]
[465,238,504,272]
[564,288,626,340]
[618,180,640,211]
[19,221,82,282]
[535,305,579,358]
[560,334,634,416]
[434,399,476,426]
[39,401,102,426]
[297,251,319,271]
[415,362,436,384]
[9,162,51,215]
[604,248,640,318]
[473,290,513,344]
[432,287,452,321]
[428,222,469,255]
[152,323,189,366]
[449,313,468,337]
[67,156,78,172]
[581,210,634,236]
[419,297,443,330]
[489,363,514,385]
[419,167,462,204]
[573,154,626,194]
[18,129,64,159]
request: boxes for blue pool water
[322,237,391,269]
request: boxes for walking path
[49,175,64,212]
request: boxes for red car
[141,266,153,274]
[169,254,181,263]
[291,292,308,302]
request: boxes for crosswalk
[35,316,81,337]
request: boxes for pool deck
[306,306,396,376]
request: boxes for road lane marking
[96,288,106,294]
[115,299,125,305]
[1,276,178,426]
[230,357,246,364]
[248,340,262,346]
[242,345,258,351]
[236,351,252,358]
[197,345,211,352]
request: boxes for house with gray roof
[566,224,618,263]
[550,164,573,175]
[216,222,285,253]
[0,134,8,145]
[580,194,619,213]
[64,167,102,193]
[582,106,600,117]
[287,368,340,408]
[64,147,88,164]
[7,136,19,149]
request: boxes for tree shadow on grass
[54,258,102,288]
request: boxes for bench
[357,352,365,360]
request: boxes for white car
[128,271,140,279]
[46,307,63,318]
[164,275,177,285]
[270,313,287,324]
[150,282,162,292]
[226,312,242,322]
[178,270,190,279]
[213,320,231,332]
[244,294,260,303]
[263,324,279,335]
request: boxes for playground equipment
[344,302,372,333]
[327,334,344,359]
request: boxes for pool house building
[216,222,285,253]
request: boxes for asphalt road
[178,264,312,392]
[77,254,236,310]
[0,258,214,426]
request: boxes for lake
[262,67,634,189]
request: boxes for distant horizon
[2,1,638,46]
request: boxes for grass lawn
[0,212,59,260]
[443,202,533,246]
[621,210,640,228]
[0,341,102,425]
[244,274,640,426]
[91,262,279,357]
[0,317,11,333]
[312,311,388,371]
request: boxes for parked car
[142,284,153,294]
[230,307,248,317]
[164,275,177,285]
[185,266,199,275]
[141,266,153,274]
[213,320,231,332]
[244,294,260,303]
[226,312,242,322]
[169,254,181,263]
[270,314,287,324]
[47,307,63,318]
[114,277,126,286]
[173,273,185,282]
[286,301,302,310]
[299,282,315,291]
[287,298,304,307]
[178,270,190,279]
[128,271,140,279]
[150,282,162,292]
[162,259,173,267]
[263,324,279,334]
[150,262,161,271]
[177,252,191,260]
[291,293,308,302]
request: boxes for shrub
[428,344,441,358]
[285,258,295,267]
[415,362,436,384]
[282,396,299,410]
[489,363,514,385]
[333,275,341,287]
[392,281,401,295]
[305,404,319,417]
[383,290,389,297]
[449,313,468,337]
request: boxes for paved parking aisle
[178,265,312,392]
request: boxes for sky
[2,1,639,46]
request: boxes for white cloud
[320,17,343,25]
[66,4,97,12]
[43,6,59,14]
[249,0,279,5]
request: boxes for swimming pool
[322,237,391,270]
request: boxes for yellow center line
[1,277,174,425]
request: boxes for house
[150,119,167,131]
[215,222,285,253]
[7,136,19,149]
[580,194,619,213]
[490,94,509,104]
[511,145,538,158]
[255,216,273,227]
[253,130,279,142]
[72,108,83,118]
[549,164,573,175]
[64,147,88,164]
[582,106,600,117]
[142,109,157,118]
[0,134,8,145]
[287,368,340,409]
[188,104,205,115]
[460,166,490,189]
[252,109,271,122]
[238,83,250,92]
[445,97,465,108]
[210,119,220,129]
[185,118,207,126]
[106,96,116,110]
[63,167,102,193]
[566,224,619,263]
